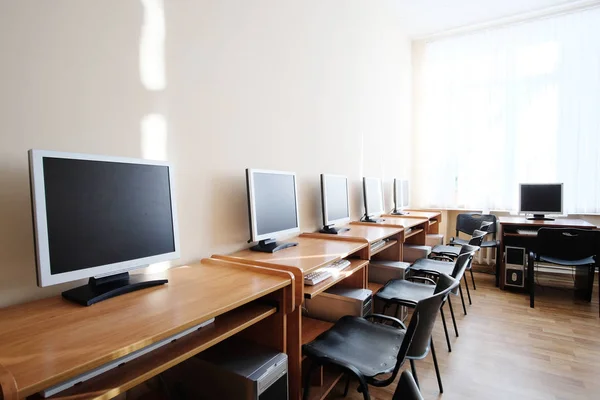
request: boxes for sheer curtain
[414,6,600,214]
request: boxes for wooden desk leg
[287,306,302,400]
[0,362,17,400]
[528,252,535,308]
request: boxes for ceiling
[397,0,585,37]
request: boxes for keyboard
[304,259,351,286]
[516,229,538,236]
[370,240,387,252]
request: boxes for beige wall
[0,1,412,307]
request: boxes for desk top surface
[0,260,292,397]
[319,224,403,244]
[402,210,442,219]
[499,216,596,228]
[223,236,368,274]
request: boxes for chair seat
[409,258,454,276]
[538,255,595,266]
[375,280,435,304]
[481,239,500,248]
[431,245,460,257]
[302,316,406,378]
[449,237,469,246]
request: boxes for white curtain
[414,6,600,214]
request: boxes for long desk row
[0,211,440,400]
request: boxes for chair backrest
[406,274,459,359]
[468,230,487,247]
[392,305,419,379]
[456,213,497,236]
[450,250,474,292]
[535,228,599,261]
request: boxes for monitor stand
[362,215,384,223]
[250,238,298,253]
[319,225,350,234]
[527,214,555,221]
[390,208,409,216]
[62,272,168,306]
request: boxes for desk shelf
[404,229,424,240]
[370,239,398,257]
[368,281,384,293]
[302,316,334,346]
[305,367,344,400]
[304,259,369,299]
[42,303,277,400]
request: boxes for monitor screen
[519,183,563,214]
[394,179,409,208]
[321,174,350,225]
[29,150,180,287]
[247,169,299,240]
[363,177,384,216]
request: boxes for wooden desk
[498,217,596,290]
[352,217,429,246]
[213,236,369,400]
[387,210,442,234]
[0,259,294,400]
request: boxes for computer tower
[505,246,526,288]
[303,287,372,322]
[163,338,288,400]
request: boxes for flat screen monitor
[320,174,350,234]
[394,179,409,210]
[363,177,384,218]
[29,150,180,305]
[519,183,563,220]
[246,169,300,252]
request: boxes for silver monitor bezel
[29,149,181,287]
[246,168,300,242]
[518,183,564,216]
[321,174,351,227]
[363,177,385,217]
[394,178,410,209]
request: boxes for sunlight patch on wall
[140,0,165,91]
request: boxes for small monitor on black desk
[320,174,351,234]
[362,177,385,223]
[246,169,300,253]
[519,183,563,221]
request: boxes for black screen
[520,184,562,213]
[42,157,175,275]
[323,175,349,223]
[252,172,298,237]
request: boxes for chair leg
[409,359,419,388]
[459,284,468,315]
[303,362,319,400]
[440,305,451,352]
[447,296,459,337]
[343,374,351,397]
[463,274,472,305]
[430,338,444,393]
[394,303,401,319]
[470,267,477,290]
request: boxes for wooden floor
[326,271,600,400]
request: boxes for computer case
[303,287,372,322]
[163,338,288,400]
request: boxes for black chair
[449,213,501,286]
[302,275,457,399]
[409,244,478,315]
[431,229,486,298]
[392,370,423,400]
[376,251,473,353]
[528,228,599,310]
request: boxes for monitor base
[362,215,384,223]
[62,272,168,306]
[319,225,350,234]
[527,214,555,221]
[390,209,409,216]
[250,239,298,253]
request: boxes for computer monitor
[246,169,300,253]
[28,149,180,306]
[320,174,350,234]
[391,179,409,215]
[519,183,563,220]
[362,177,385,223]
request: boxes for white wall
[0,1,412,307]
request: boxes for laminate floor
[327,271,600,400]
